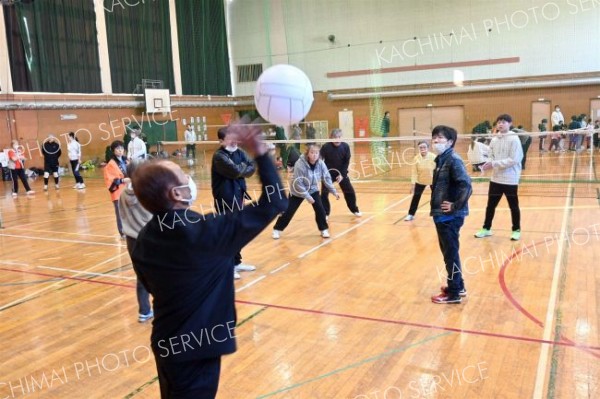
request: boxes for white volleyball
[254,64,314,126]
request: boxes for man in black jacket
[429,125,472,304]
[42,134,62,190]
[131,126,287,398]
[320,128,361,217]
[211,127,257,279]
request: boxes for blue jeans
[126,237,151,315]
[434,216,465,297]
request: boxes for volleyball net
[157,128,600,198]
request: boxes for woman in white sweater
[67,132,85,189]
[404,141,436,221]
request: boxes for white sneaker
[55,184,60,189]
[321,229,330,238]
[234,271,241,279]
[404,215,414,221]
[79,183,86,189]
[43,185,48,191]
[272,230,281,239]
[73,184,79,189]
[11,192,17,197]
[26,190,35,195]
[353,211,362,217]
[235,263,256,272]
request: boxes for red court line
[0,267,135,289]
[236,299,600,351]
[498,241,600,359]
[4,265,599,353]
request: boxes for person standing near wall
[67,132,85,189]
[42,134,62,191]
[8,139,34,197]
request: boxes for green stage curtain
[176,0,232,95]
[4,0,101,92]
[104,0,174,94]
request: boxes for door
[531,101,551,132]
[338,110,354,140]
[397,106,464,137]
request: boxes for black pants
[274,192,328,231]
[70,160,84,184]
[408,183,429,216]
[539,135,546,151]
[321,175,359,215]
[521,137,532,169]
[156,356,221,399]
[483,181,520,231]
[186,144,196,159]
[10,168,31,193]
[435,216,465,298]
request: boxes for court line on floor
[256,332,452,398]
[238,196,413,293]
[235,299,600,351]
[6,227,118,239]
[532,156,576,399]
[0,253,130,312]
[36,265,137,281]
[0,233,125,247]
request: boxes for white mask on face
[174,177,197,205]
[433,143,448,154]
[225,145,238,152]
[13,144,19,150]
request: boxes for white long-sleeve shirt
[128,136,147,160]
[489,132,523,185]
[184,129,196,143]
[67,140,81,161]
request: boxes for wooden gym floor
[0,142,598,398]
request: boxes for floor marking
[0,233,125,247]
[532,156,576,399]
[270,263,290,274]
[0,253,129,311]
[235,276,266,292]
[7,227,117,239]
[36,265,136,281]
[297,195,412,259]
[256,332,452,398]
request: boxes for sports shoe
[431,293,462,304]
[510,230,521,241]
[440,286,467,297]
[272,229,281,239]
[12,192,18,197]
[73,184,79,189]
[43,185,48,191]
[79,183,86,189]
[138,311,154,323]
[234,271,241,279]
[321,229,330,238]
[55,184,60,189]
[474,228,492,238]
[235,263,256,272]
[353,211,362,217]
[26,190,35,195]
[404,215,414,221]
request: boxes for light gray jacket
[289,155,337,200]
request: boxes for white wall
[227,0,600,95]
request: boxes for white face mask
[225,145,238,152]
[174,177,197,205]
[433,143,448,154]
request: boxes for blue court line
[256,331,453,398]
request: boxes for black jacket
[430,148,472,218]
[320,142,351,178]
[211,147,255,204]
[132,154,288,363]
[42,141,61,168]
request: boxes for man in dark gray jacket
[429,125,472,304]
